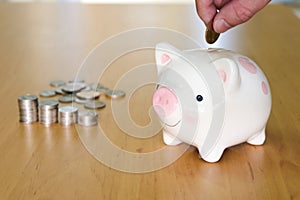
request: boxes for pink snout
[152,87,179,117]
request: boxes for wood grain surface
[0,3,300,200]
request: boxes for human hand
[196,0,270,33]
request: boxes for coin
[58,95,75,103]
[74,97,91,104]
[62,82,86,93]
[18,94,38,102]
[96,88,108,96]
[81,85,92,92]
[68,80,85,83]
[84,101,106,109]
[50,80,66,87]
[205,20,220,44]
[76,91,101,100]
[78,110,98,126]
[39,99,59,108]
[18,94,39,123]
[39,90,56,97]
[89,83,108,90]
[89,83,102,90]
[205,28,220,44]
[59,105,78,113]
[58,106,78,126]
[55,86,66,95]
[105,89,126,99]
[39,100,59,125]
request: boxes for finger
[195,0,217,29]
[214,0,231,10]
[213,0,270,33]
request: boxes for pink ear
[161,53,171,65]
[238,57,257,74]
[261,81,269,95]
[217,69,227,82]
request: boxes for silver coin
[18,94,39,123]
[88,83,100,90]
[105,89,126,99]
[55,86,66,95]
[89,83,106,90]
[58,95,75,103]
[68,80,85,83]
[39,99,59,108]
[62,83,86,93]
[96,88,109,95]
[74,97,92,104]
[50,80,66,87]
[18,94,38,101]
[76,91,101,100]
[39,90,56,97]
[84,101,106,109]
[59,106,78,113]
[78,110,98,126]
[58,106,78,126]
[81,85,92,92]
[39,100,59,125]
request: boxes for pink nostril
[152,87,179,116]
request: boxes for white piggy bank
[152,43,272,162]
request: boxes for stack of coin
[18,94,39,123]
[39,100,59,125]
[58,106,78,126]
[78,110,98,126]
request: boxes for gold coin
[205,18,220,44]
[205,28,220,44]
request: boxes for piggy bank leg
[247,128,266,145]
[163,130,182,146]
[199,146,225,163]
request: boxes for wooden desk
[0,3,300,199]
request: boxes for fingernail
[214,19,231,33]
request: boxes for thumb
[213,0,270,33]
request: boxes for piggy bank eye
[196,95,203,102]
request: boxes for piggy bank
[152,43,272,162]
